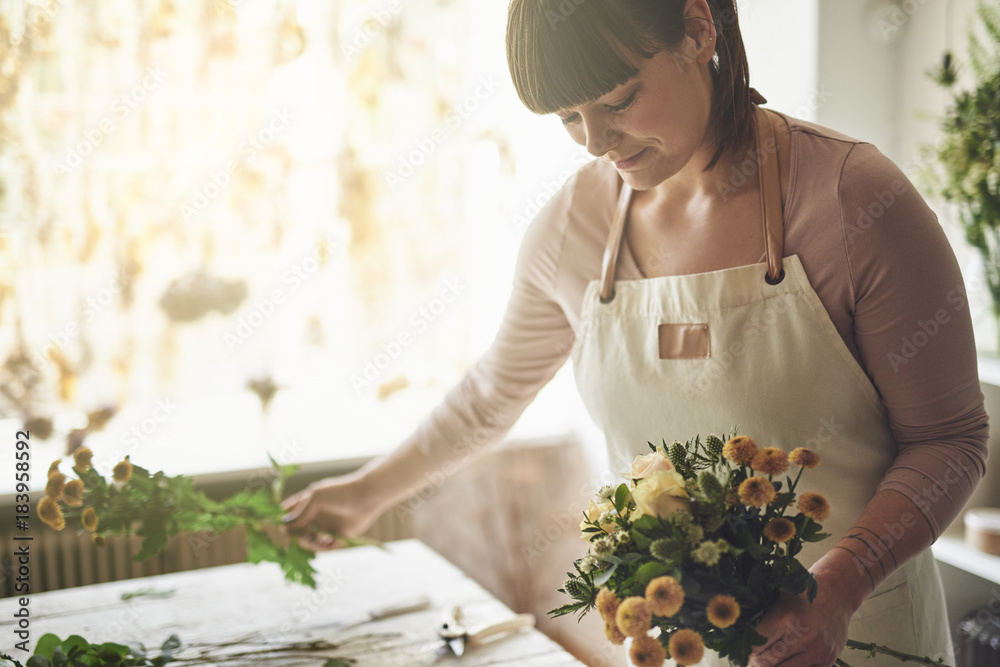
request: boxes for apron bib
[571,106,954,666]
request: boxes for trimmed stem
[845,640,948,666]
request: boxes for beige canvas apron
[571,106,954,666]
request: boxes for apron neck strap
[598,104,789,303]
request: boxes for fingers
[282,494,318,531]
[294,529,345,552]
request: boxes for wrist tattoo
[856,525,898,568]
[832,545,875,592]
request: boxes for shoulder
[772,111,926,231]
[515,156,619,282]
[774,110,908,188]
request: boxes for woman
[283,1,989,665]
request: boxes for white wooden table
[0,539,584,666]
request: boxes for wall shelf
[932,536,1000,585]
[979,354,1000,388]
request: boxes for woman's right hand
[281,474,379,551]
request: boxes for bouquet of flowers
[37,448,377,588]
[550,432,947,667]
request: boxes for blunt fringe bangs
[506,0,757,171]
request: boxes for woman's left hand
[748,564,860,667]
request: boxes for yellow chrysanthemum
[738,477,776,507]
[798,492,830,521]
[629,635,667,667]
[48,459,62,476]
[764,517,796,543]
[113,458,132,483]
[81,507,99,532]
[92,533,106,547]
[73,447,94,472]
[45,472,66,501]
[604,620,626,646]
[615,597,652,638]
[645,575,685,617]
[750,447,790,476]
[37,497,65,531]
[789,447,820,468]
[722,436,758,464]
[596,587,620,623]
[668,629,705,666]
[63,479,84,507]
[706,595,741,629]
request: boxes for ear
[682,0,717,64]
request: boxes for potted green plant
[925,0,1000,349]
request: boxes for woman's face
[555,36,716,192]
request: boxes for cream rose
[631,471,691,519]
[623,451,675,480]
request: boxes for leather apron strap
[598,105,789,303]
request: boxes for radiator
[0,510,414,597]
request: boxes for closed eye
[606,93,636,114]
[558,91,636,126]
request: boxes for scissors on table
[424,603,536,658]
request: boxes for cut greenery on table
[38,448,380,588]
[0,633,368,666]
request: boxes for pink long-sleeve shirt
[407,111,989,539]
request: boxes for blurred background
[2,0,1000,664]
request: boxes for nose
[581,116,621,158]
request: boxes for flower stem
[790,465,804,493]
[845,640,949,665]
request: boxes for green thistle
[699,470,724,499]
[668,441,686,469]
[650,537,677,563]
[705,434,724,458]
[563,577,588,600]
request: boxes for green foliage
[46,457,321,588]
[926,1,1000,321]
[1,633,360,667]
[1,633,177,667]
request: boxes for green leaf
[246,526,283,564]
[593,562,619,586]
[631,561,670,587]
[322,660,354,667]
[630,514,663,533]
[160,635,181,654]
[780,559,812,596]
[613,484,630,514]
[59,637,88,657]
[33,636,62,660]
[96,643,131,661]
[25,658,51,667]
[282,539,319,588]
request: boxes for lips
[613,147,648,170]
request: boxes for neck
[638,140,760,225]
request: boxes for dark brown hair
[506,0,756,171]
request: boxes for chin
[618,171,665,191]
